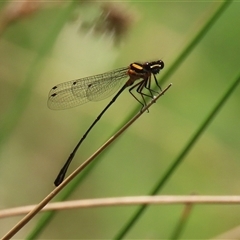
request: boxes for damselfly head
[144,60,164,74]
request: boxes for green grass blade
[115,73,240,240]
[114,1,234,239]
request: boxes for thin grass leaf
[114,1,234,239]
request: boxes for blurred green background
[0,1,240,239]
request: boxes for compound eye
[158,60,164,69]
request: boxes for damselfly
[48,60,164,186]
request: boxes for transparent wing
[85,67,129,102]
[47,67,128,110]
